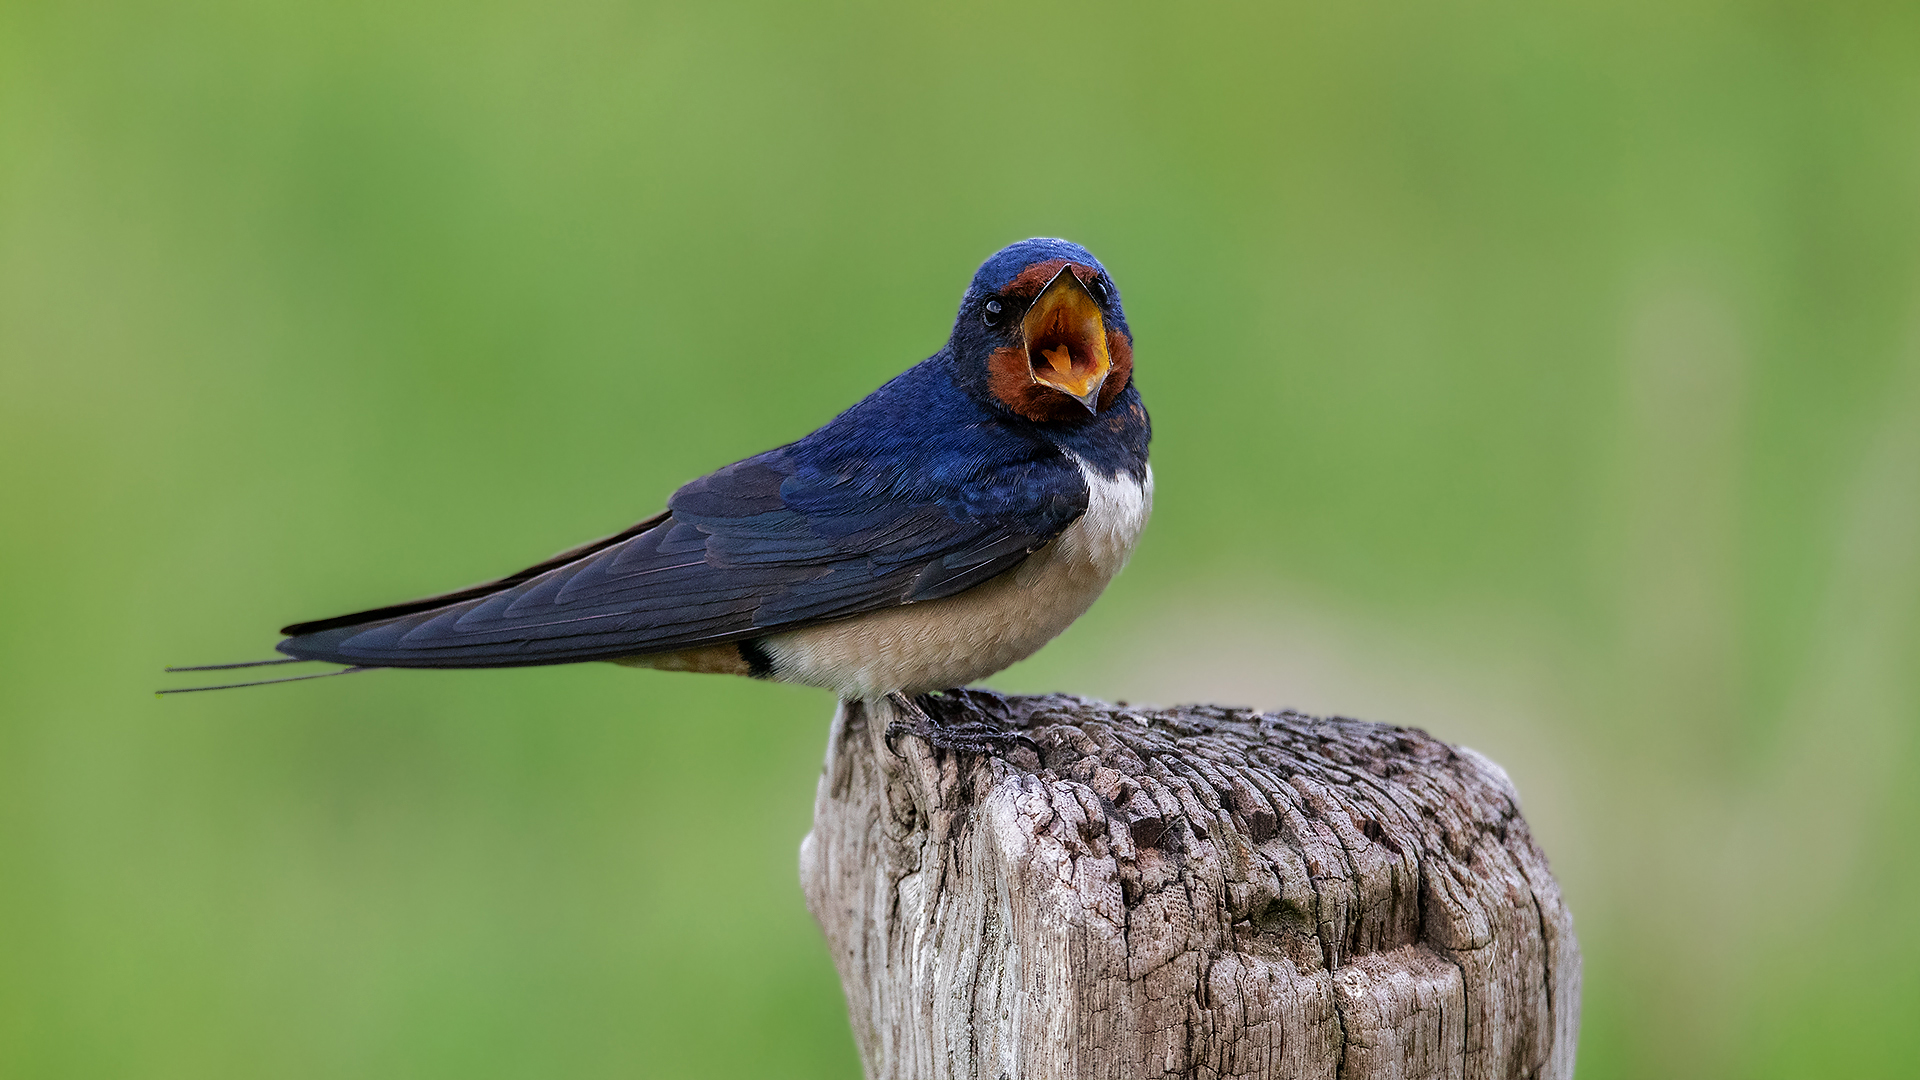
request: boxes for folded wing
[276,448,1088,668]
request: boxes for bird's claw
[883,692,1040,758]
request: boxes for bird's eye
[1088,275,1111,304]
[982,299,1004,327]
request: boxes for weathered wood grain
[800,691,1579,1080]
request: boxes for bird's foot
[884,691,1041,757]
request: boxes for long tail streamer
[158,665,372,694]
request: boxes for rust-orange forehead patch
[1001,259,1101,299]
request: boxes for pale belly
[761,462,1152,698]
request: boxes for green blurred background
[3,0,1917,1076]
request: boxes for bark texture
[799,691,1579,1080]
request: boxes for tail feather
[158,665,372,694]
[167,512,677,688]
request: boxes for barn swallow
[166,239,1151,722]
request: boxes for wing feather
[277,448,1087,668]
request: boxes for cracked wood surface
[799,691,1579,1080]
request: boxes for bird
[165,238,1152,734]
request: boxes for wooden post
[800,691,1579,1080]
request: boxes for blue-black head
[947,238,1135,424]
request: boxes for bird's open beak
[1022,266,1110,412]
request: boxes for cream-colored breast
[761,460,1152,698]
